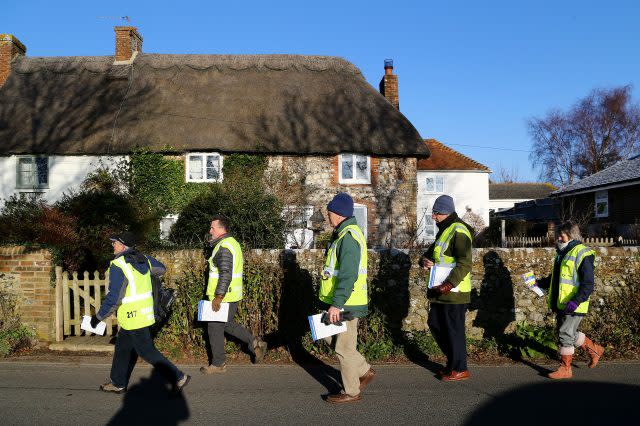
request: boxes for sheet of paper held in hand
[81,315,107,336]
[523,271,545,297]
[307,313,347,341]
[197,300,230,322]
[428,263,459,293]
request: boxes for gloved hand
[90,315,101,328]
[427,282,454,299]
[564,301,579,314]
[211,295,224,312]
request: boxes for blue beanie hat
[327,192,354,217]
[432,195,455,215]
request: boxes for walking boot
[581,336,604,368]
[548,355,572,379]
[200,364,227,374]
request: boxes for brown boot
[548,355,573,379]
[581,336,604,368]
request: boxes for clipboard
[197,300,230,322]
[428,263,458,292]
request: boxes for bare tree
[529,85,640,187]
[494,164,520,183]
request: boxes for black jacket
[209,234,236,296]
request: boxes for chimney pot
[114,26,143,62]
[0,34,26,88]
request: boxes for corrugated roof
[417,139,490,171]
[0,54,428,157]
[551,155,640,195]
[489,182,556,200]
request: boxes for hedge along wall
[152,246,640,340]
[1,245,638,342]
[0,247,54,340]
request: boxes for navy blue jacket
[96,249,166,320]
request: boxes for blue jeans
[110,327,183,388]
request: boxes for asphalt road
[0,360,638,425]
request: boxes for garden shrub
[0,273,35,357]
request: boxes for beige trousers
[323,318,371,396]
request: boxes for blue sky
[2,0,639,181]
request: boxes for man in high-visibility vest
[200,215,267,374]
[91,231,190,394]
[536,221,604,379]
[420,195,474,381]
[320,193,375,404]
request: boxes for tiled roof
[552,155,640,195]
[417,139,490,171]
[489,183,556,200]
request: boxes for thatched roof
[0,54,428,157]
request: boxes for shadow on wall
[108,366,190,426]
[273,250,342,394]
[370,249,441,374]
[471,250,516,339]
[463,381,640,425]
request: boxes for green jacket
[319,217,368,318]
[421,213,473,304]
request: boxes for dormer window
[186,153,223,183]
[339,154,371,184]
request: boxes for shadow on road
[108,366,190,426]
[464,381,640,425]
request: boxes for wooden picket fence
[503,236,638,248]
[54,266,117,342]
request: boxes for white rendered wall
[416,171,490,244]
[0,155,128,205]
[489,199,532,212]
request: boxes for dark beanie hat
[432,195,455,215]
[327,192,354,217]
[109,231,138,247]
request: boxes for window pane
[189,156,203,180]
[341,154,353,179]
[36,157,48,186]
[425,178,434,192]
[355,155,369,180]
[425,215,435,237]
[353,206,367,237]
[206,155,220,180]
[436,176,444,192]
[18,158,35,187]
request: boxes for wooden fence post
[55,266,63,342]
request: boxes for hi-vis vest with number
[549,243,595,314]
[206,237,243,303]
[433,222,472,293]
[111,257,155,330]
[319,224,368,306]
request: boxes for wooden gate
[54,266,117,342]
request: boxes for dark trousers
[111,326,183,388]
[427,303,468,372]
[207,301,256,366]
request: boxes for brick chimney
[114,26,143,62]
[0,34,26,87]
[379,59,399,110]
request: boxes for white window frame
[424,175,444,194]
[283,205,314,249]
[338,154,371,185]
[594,190,608,218]
[185,153,224,183]
[16,155,49,191]
[353,203,368,240]
[159,214,179,240]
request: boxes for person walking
[536,221,604,379]
[200,215,267,374]
[319,193,375,404]
[92,231,190,394]
[420,195,474,381]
